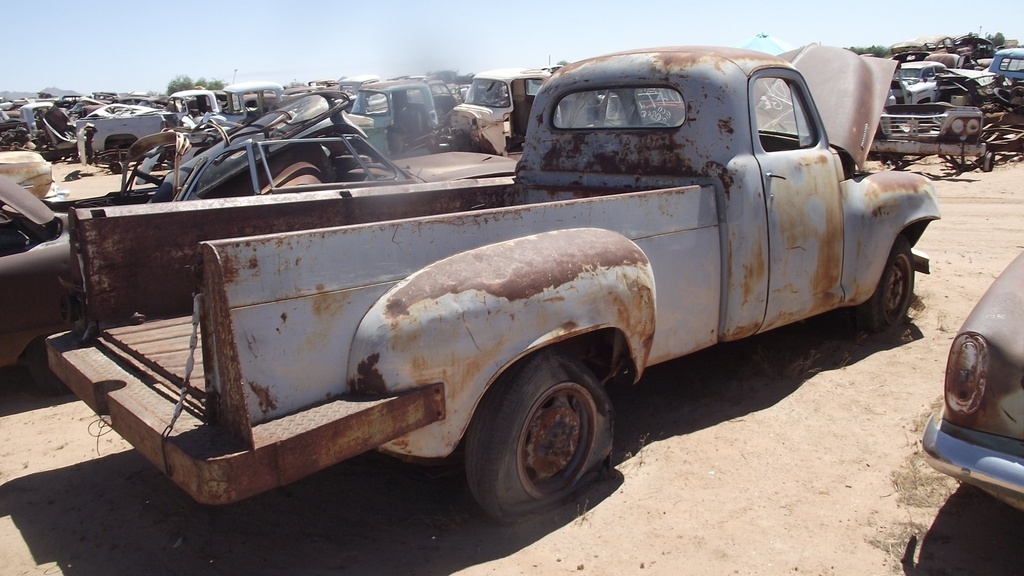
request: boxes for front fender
[842,170,940,304]
[346,228,656,458]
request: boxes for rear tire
[856,235,914,332]
[465,350,613,522]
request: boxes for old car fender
[345,227,657,458]
[841,170,940,305]
[451,105,505,155]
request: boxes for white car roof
[472,68,551,82]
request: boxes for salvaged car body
[222,81,284,120]
[74,107,175,167]
[922,252,1024,512]
[892,61,948,104]
[0,176,69,393]
[167,89,224,122]
[337,74,380,96]
[347,80,441,156]
[48,46,939,520]
[871,104,990,172]
[2,102,77,160]
[990,48,1024,82]
[131,91,518,203]
[445,68,550,155]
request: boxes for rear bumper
[46,330,445,505]
[921,414,1024,508]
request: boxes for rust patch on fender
[384,230,647,319]
[349,353,387,395]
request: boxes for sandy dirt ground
[2,156,1023,575]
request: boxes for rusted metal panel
[840,171,940,305]
[756,147,845,332]
[201,184,719,437]
[69,179,516,325]
[519,51,754,188]
[48,327,445,503]
[348,228,663,458]
[110,379,444,505]
[102,317,205,387]
[870,139,986,156]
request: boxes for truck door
[749,72,845,332]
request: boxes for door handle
[765,172,786,202]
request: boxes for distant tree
[848,45,890,58]
[166,75,194,95]
[166,75,226,95]
[194,77,226,90]
[987,32,1006,48]
[557,60,570,66]
[427,70,459,83]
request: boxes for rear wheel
[465,350,613,521]
[856,235,914,332]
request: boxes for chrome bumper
[921,414,1024,499]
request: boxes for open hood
[782,45,896,170]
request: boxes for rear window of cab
[553,87,686,129]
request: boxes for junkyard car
[989,48,1024,82]
[139,91,517,202]
[445,68,550,155]
[347,80,441,156]
[0,175,69,393]
[871,104,991,172]
[892,61,948,104]
[922,251,1024,511]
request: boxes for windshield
[350,91,389,116]
[231,93,332,139]
[895,68,924,82]
[465,79,511,108]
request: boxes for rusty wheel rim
[516,381,596,499]
[882,253,912,325]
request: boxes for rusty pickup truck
[48,45,940,521]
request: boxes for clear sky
[5,0,1018,95]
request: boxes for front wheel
[465,350,613,521]
[856,235,915,332]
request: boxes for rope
[161,292,203,475]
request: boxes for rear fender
[346,228,656,458]
[842,171,940,305]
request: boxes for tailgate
[46,328,445,504]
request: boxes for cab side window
[751,77,816,152]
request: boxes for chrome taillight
[944,332,988,423]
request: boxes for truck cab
[347,80,441,157]
[447,68,550,155]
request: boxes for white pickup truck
[48,45,940,520]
